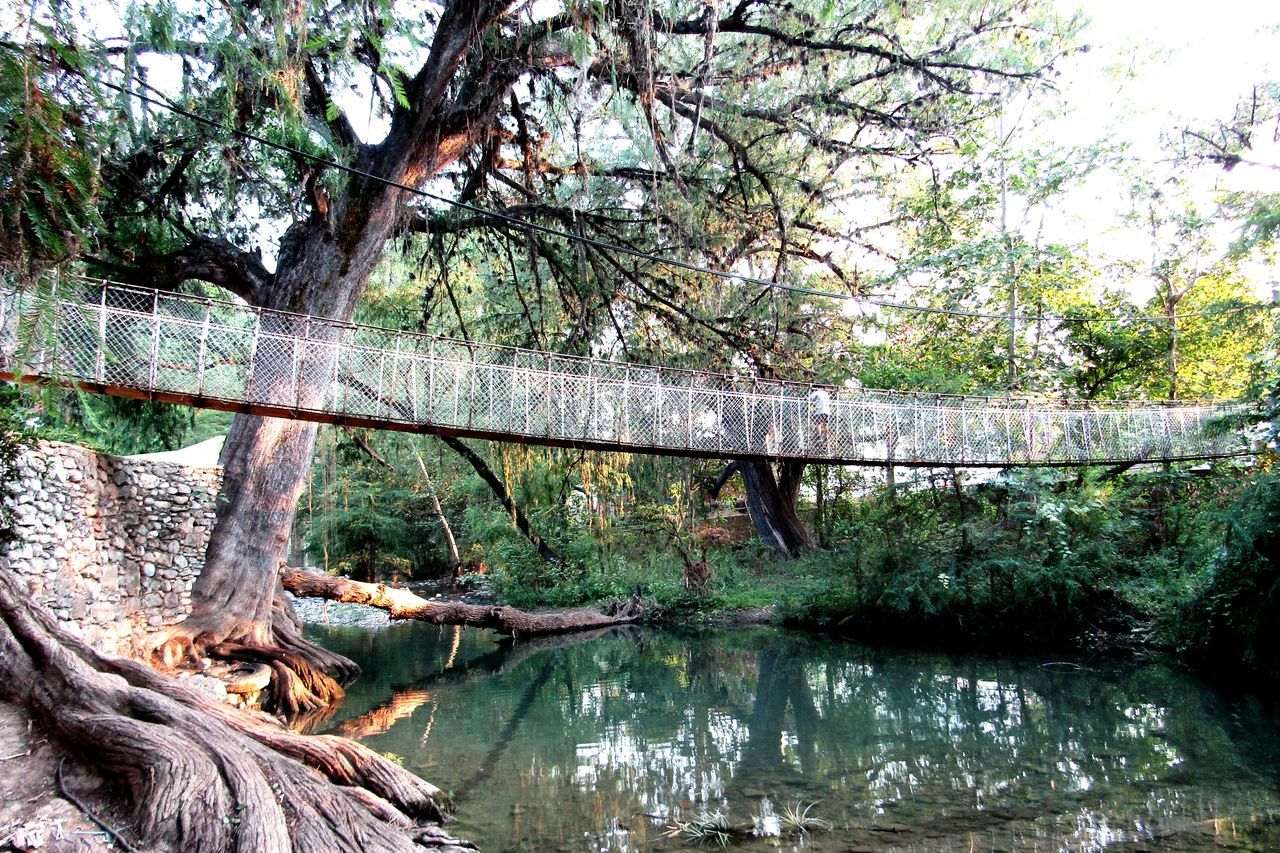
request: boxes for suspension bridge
[0,278,1248,467]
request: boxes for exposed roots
[154,585,361,725]
[208,641,343,719]
[0,570,467,851]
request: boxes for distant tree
[1181,81,1280,256]
[1112,173,1271,400]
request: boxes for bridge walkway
[0,279,1245,468]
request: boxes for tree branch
[342,428,394,471]
[701,461,741,500]
[303,59,363,153]
[440,436,563,564]
[92,236,274,305]
[657,3,1048,85]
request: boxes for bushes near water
[774,467,1242,651]
[471,461,1279,681]
[1174,470,1280,680]
[781,463,1278,679]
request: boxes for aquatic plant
[665,809,742,847]
[777,800,832,834]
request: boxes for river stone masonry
[0,440,222,657]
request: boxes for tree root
[0,570,468,851]
[56,757,141,853]
[272,588,363,684]
[208,641,343,719]
[154,585,361,727]
[281,567,646,636]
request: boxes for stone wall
[0,440,222,657]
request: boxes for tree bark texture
[159,413,357,719]
[281,568,643,636]
[0,569,467,852]
[738,458,812,558]
[177,415,321,649]
[167,0,523,674]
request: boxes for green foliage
[1230,192,1280,257]
[777,467,1245,650]
[8,384,226,455]
[0,28,103,282]
[8,0,1248,685]
[1170,365,1280,678]
[70,395,197,454]
[1182,81,1280,257]
[300,431,454,581]
[1178,471,1280,680]
[310,496,414,582]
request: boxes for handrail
[0,279,1250,467]
[60,276,1229,409]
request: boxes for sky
[1041,0,1279,290]
[1057,0,1277,131]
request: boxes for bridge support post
[427,339,436,424]
[243,310,262,402]
[146,291,161,392]
[622,365,630,444]
[195,300,211,397]
[94,286,107,383]
[510,350,518,434]
[291,317,307,412]
[410,352,420,422]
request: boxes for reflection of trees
[315,624,640,738]
[416,626,639,689]
[316,625,1280,851]
[742,647,820,778]
[452,661,556,802]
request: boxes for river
[305,614,1280,851]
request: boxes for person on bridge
[810,387,832,448]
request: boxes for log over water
[281,568,645,635]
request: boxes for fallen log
[281,568,645,636]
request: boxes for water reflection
[308,622,1280,851]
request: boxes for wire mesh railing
[0,279,1248,466]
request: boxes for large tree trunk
[156,0,522,706]
[172,415,321,650]
[282,568,644,635]
[0,569,468,851]
[159,247,368,710]
[738,458,811,558]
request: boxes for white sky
[1040,0,1280,291]
[1057,0,1277,132]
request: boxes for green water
[307,619,1280,851]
